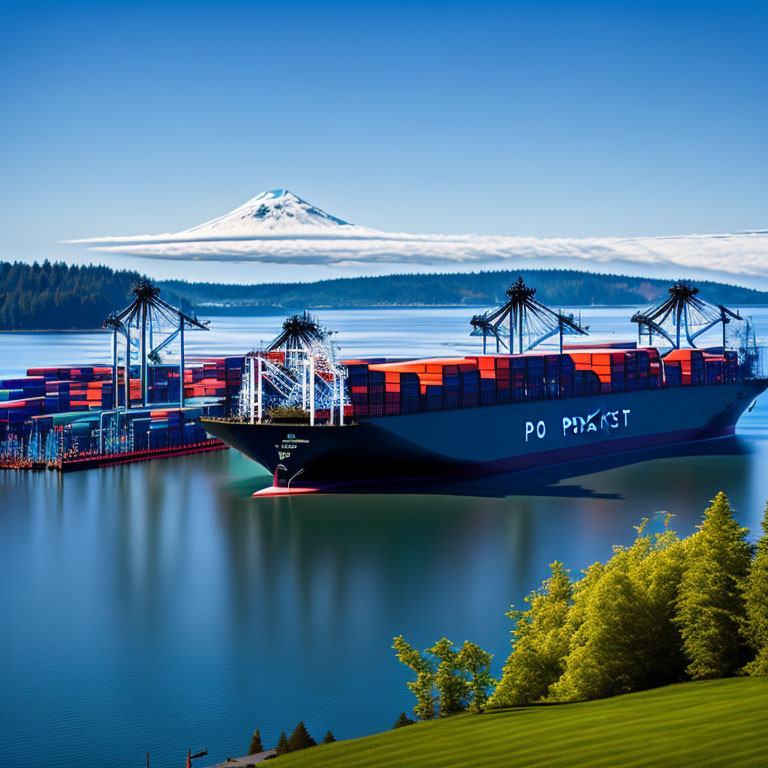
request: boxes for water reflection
[3,307,768,768]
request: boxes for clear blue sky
[1,0,766,282]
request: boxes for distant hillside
[0,261,190,331]
[2,261,767,330]
[161,269,768,312]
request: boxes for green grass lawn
[276,677,768,768]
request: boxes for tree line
[395,493,768,719]
[0,261,189,330]
[163,269,768,311]
[4,260,768,330]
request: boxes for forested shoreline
[164,268,768,311]
[3,260,768,330]
[0,262,189,331]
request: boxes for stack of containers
[544,355,560,398]
[0,387,24,402]
[570,352,625,394]
[461,367,480,408]
[635,350,650,390]
[663,360,682,387]
[68,380,89,409]
[148,366,181,404]
[494,357,511,403]
[473,356,504,406]
[184,364,205,386]
[525,356,545,399]
[44,381,71,412]
[368,370,385,417]
[0,377,47,437]
[421,384,441,411]
[182,356,244,413]
[0,397,44,426]
[400,372,420,413]
[347,364,370,417]
[0,376,46,399]
[559,355,575,398]
[573,369,602,396]
[664,349,705,385]
[28,365,112,382]
[703,353,725,384]
[610,353,626,392]
[441,363,460,409]
[146,407,209,450]
[384,371,401,415]
[366,368,423,416]
[85,379,123,408]
[345,348,702,420]
[649,349,662,388]
[224,357,245,407]
[511,358,526,401]
[185,377,225,398]
[624,351,638,391]
[724,351,738,383]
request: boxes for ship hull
[201,380,767,489]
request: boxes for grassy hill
[274,677,768,768]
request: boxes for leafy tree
[287,721,316,751]
[274,733,289,755]
[743,503,768,676]
[393,712,415,728]
[393,636,437,720]
[322,731,336,744]
[675,493,752,679]
[248,728,263,755]
[427,638,469,716]
[490,561,572,707]
[551,518,687,701]
[456,641,495,713]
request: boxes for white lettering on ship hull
[524,420,547,442]
[524,408,631,442]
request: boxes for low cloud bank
[69,229,768,277]
[65,189,768,278]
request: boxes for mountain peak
[183,189,351,236]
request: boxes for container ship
[201,281,768,493]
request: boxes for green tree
[427,638,469,716]
[274,733,289,755]
[393,636,437,720]
[675,493,752,679]
[248,728,263,755]
[743,503,768,675]
[456,641,495,712]
[322,731,336,744]
[551,518,687,702]
[490,561,572,707]
[287,721,316,751]
[393,712,415,728]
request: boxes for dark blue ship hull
[201,379,767,490]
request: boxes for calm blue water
[2,307,768,768]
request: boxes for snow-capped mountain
[67,190,768,279]
[182,189,354,236]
